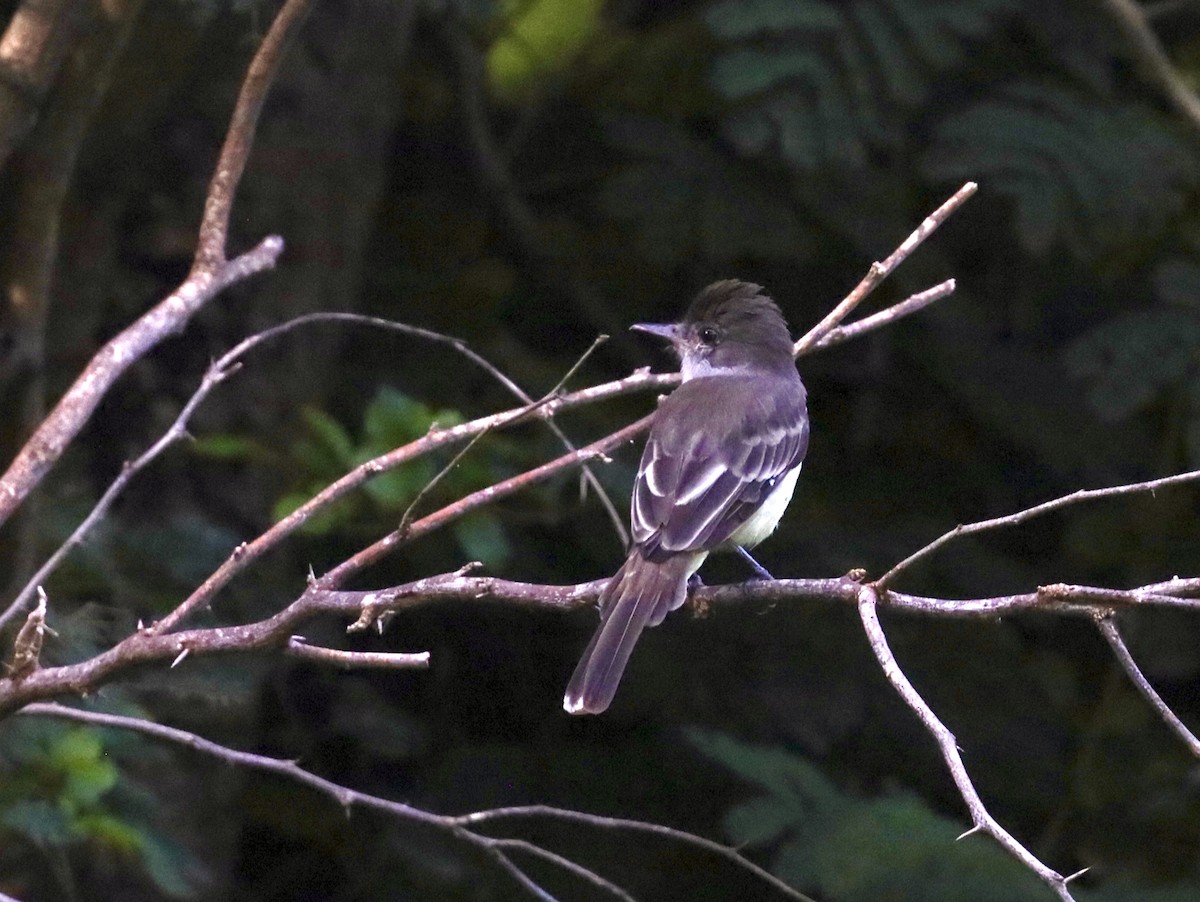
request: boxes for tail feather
[563,552,693,715]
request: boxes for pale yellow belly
[726,464,801,549]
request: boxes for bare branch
[0,0,315,531]
[285,637,429,670]
[150,372,670,636]
[193,0,314,268]
[877,468,1200,588]
[794,182,977,353]
[321,414,653,588]
[857,585,1076,901]
[489,838,638,902]
[457,806,815,902]
[18,702,811,902]
[1097,616,1200,757]
[1097,0,1200,139]
[813,280,956,350]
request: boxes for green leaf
[486,0,605,102]
[362,460,436,509]
[137,829,197,898]
[299,407,355,469]
[723,795,801,846]
[272,488,359,536]
[362,387,437,450]
[686,728,838,806]
[74,812,142,851]
[50,730,118,807]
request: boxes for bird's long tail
[563,551,693,715]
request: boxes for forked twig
[18,701,812,902]
[857,585,1079,901]
[794,182,977,353]
[877,467,1200,588]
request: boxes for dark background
[2,0,1200,900]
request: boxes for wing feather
[630,374,808,560]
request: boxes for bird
[564,280,809,714]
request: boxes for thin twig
[1097,616,1200,757]
[395,334,608,539]
[18,702,807,902]
[285,637,429,670]
[877,467,1200,588]
[794,183,977,353]
[490,838,637,902]
[813,280,956,350]
[856,585,1076,901]
[458,806,815,902]
[321,414,652,587]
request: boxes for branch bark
[18,701,816,902]
[0,0,315,533]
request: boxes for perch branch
[4,566,1198,716]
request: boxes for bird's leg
[736,546,774,581]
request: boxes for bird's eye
[698,326,719,345]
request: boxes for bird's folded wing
[632,377,808,559]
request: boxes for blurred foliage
[690,729,1200,902]
[923,83,1200,261]
[0,719,196,899]
[197,386,514,566]
[487,0,606,101]
[706,0,1021,172]
[3,0,1200,899]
